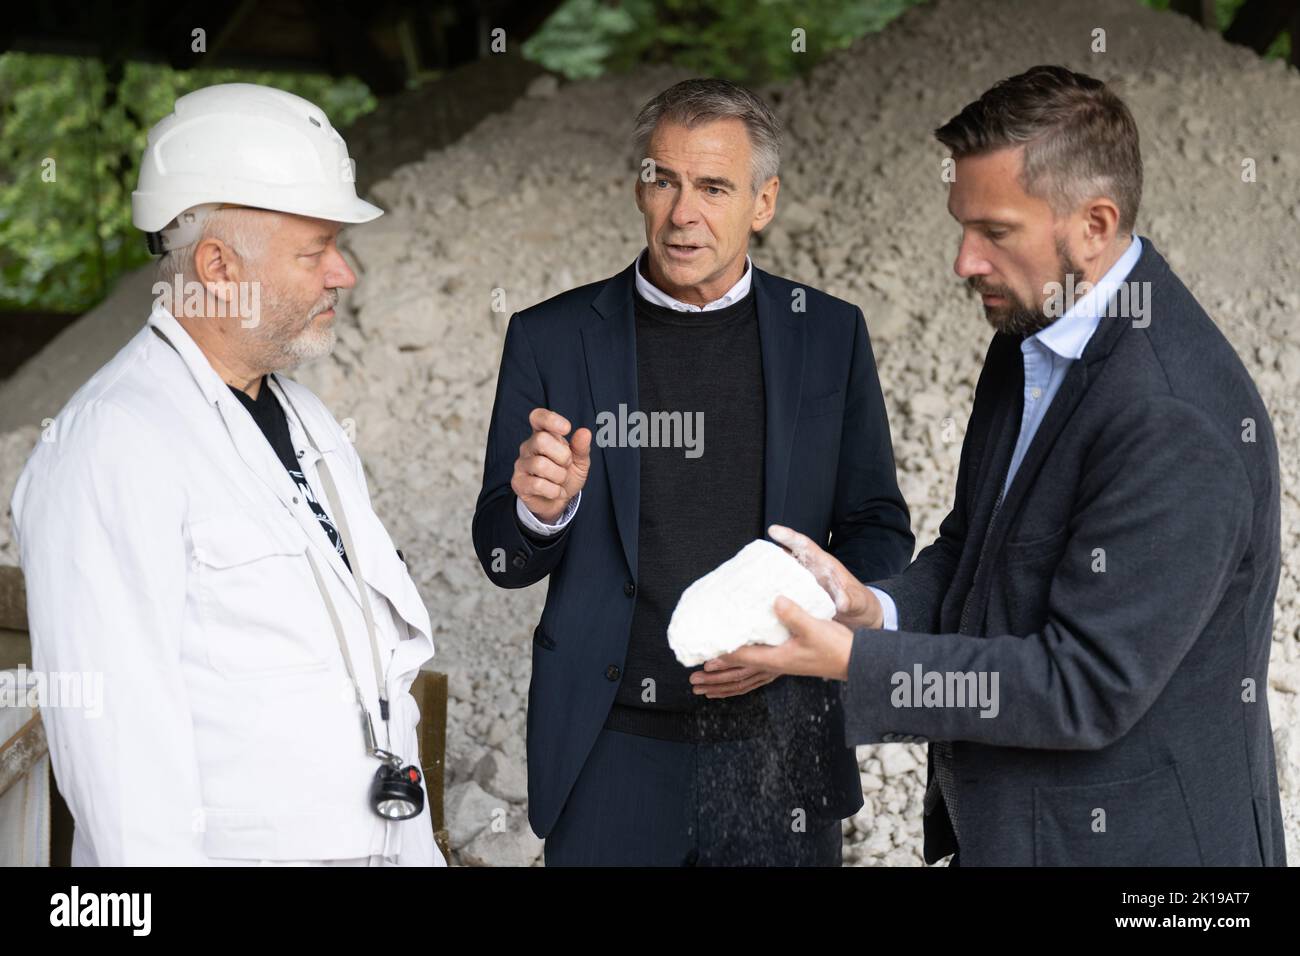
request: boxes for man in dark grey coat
[722,65,1286,867]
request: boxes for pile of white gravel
[3,0,1298,866]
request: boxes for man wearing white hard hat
[11,83,447,866]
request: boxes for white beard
[276,318,336,370]
[249,287,339,372]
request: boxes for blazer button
[605,665,621,681]
[623,580,636,597]
[882,733,896,742]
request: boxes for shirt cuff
[867,586,898,630]
[515,491,581,536]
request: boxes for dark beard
[968,238,1083,337]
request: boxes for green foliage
[523,0,929,84]
[0,53,374,313]
[3,1,1292,315]
[519,0,640,80]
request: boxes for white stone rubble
[2,0,1298,866]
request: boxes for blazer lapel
[753,268,805,530]
[583,264,641,578]
[991,358,1089,533]
[580,262,808,573]
[979,242,1157,552]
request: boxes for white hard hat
[132,82,382,253]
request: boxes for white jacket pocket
[190,510,331,679]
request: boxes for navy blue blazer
[473,260,914,837]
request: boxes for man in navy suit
[473,78,913,865]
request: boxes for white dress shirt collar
[634,249,753,312]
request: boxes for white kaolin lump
[668,539,838,667]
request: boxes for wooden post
[412,669,450,859]
[0,565,30,670]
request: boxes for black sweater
[611,285,768,726]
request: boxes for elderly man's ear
[193,237,253,291]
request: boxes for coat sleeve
[472,312,572,589]
[866,488,969,635]
[826,307,915,582]
[12,400,208,864]
[842,395,1254,750]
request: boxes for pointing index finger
[529,407,572,437]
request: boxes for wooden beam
[174,0,261,71]
[0,714,47,798]
[319,0,407,95]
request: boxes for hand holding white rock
[668,539,837,667]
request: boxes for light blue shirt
[871,235,1143,630]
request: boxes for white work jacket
[11,305,445,866]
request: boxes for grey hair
[155,206,271,286]
[632,78,782,194]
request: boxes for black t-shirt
[230,377,350,570]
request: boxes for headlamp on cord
[369,748,424,820]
